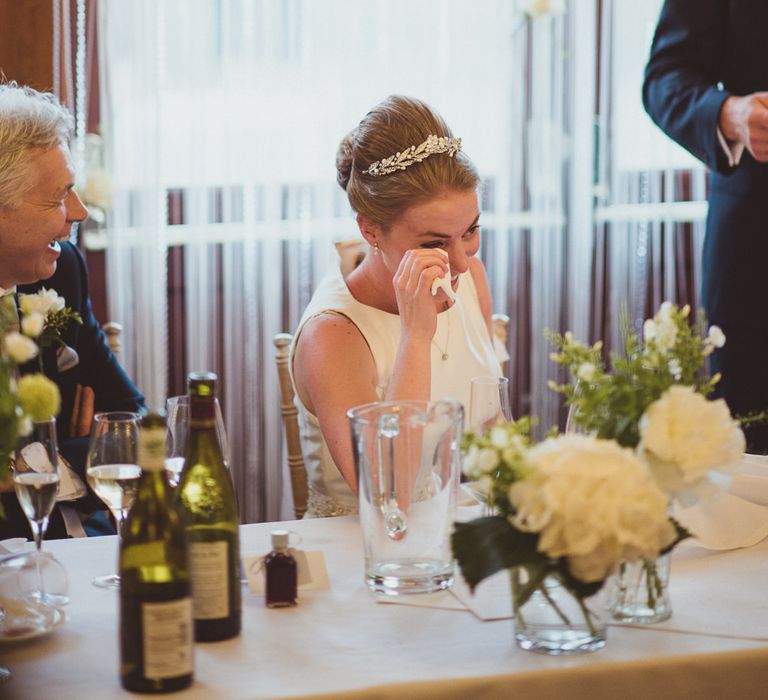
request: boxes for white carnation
[638,386,745,504]
[509,434,675,583]
[21,312,45,338]
[3,332,39,363]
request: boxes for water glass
[349,399,462,596]
[469,376,511,433]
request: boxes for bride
[291,95,504,517]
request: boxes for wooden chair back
[273,333,308,519]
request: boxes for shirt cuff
[717,126,744,167]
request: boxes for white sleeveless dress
[291,263,502,518]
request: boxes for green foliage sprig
[546,303,721,448]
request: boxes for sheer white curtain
[99,0,522,521]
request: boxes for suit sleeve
[642,0,733,173]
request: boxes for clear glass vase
[608,553,672,624]
[511,570,607,655]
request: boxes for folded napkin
[673,453,768,550]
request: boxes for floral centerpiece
[454,421,683,654]
[545,302,745,622]
[0,290,78,515]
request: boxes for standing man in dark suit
[0,82,145,538]
[643,1,768,452]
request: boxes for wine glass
[165,395,229,486]
[13,418,67,606]
[468,376,512,433]
[86,412,141,589]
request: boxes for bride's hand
[392,249,449,342]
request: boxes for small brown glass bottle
[265,530,298,608]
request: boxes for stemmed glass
[13,418,67,606]
[165,395,229,486]
[468,376,512,433]
[86,412,141,589]
[466,377,512,514]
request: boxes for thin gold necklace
[432,308,451,361]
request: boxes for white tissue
[430,249,455,301]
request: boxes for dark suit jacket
[643,0,768,330]
[0,242,145,539]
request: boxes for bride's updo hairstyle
[336,95,479,230]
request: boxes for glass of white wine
[13,418,65,606]
[86,412,141,589]
[165,395,229,486]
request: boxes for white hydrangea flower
[19,287,65,316]
[576,362,596,382]
[509,434,675,583]
[3,332,39,363]
[21,311,45,338]
[638,385,745,505]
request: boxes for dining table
[2,510,768,699]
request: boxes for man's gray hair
[0,82,74,208]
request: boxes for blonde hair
[336,95,479,229]
[0,82,74,208]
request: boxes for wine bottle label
[141,598,193,679]
[189,541,229,619]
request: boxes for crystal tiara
[362,134,462,177]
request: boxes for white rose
[509,435,675,583]
[576,362,596,382]
[3,332,39,363]
[638,386,745,503]
[21,312,45,338]
[19,288,65,316]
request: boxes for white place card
[242,548,330,594]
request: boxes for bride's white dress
[290,259,502,517]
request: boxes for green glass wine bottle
[120,411,194,693]
[176,372,241,642]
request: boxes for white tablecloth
[3,515,768,699]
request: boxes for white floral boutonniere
[17,288,82,371]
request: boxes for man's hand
[69,384,95,438]
[719,93,768,162]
